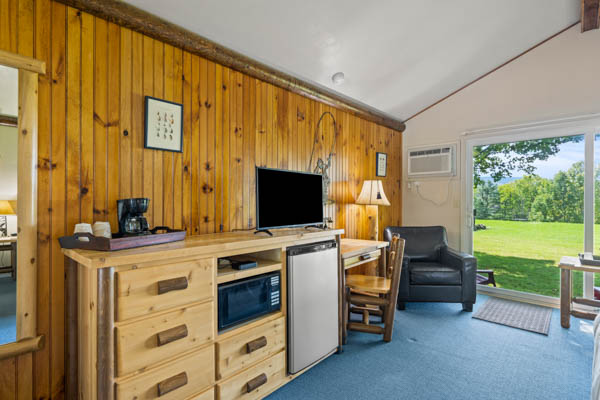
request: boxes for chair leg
[383,302,395,342]
[397,302,406,311]
[462,302,473,312]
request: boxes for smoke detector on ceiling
[331,72,345,85]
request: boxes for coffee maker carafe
[117,198,150,235]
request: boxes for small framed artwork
[376,152,387,177]
[144,96,184,153]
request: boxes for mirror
[0,65,18,346]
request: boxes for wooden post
[65,258,79,400]
[97,268,115,400]
[366,205,378,241]
[16,69,38,340]
[560,268,571,328]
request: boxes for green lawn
[473,219,600,298]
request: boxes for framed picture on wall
[144,96,184,153]
[376,152,387,177]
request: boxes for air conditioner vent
[407,144,456,177]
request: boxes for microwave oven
[217,271,281,331]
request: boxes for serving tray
[59,226,186,251]
[579,253,600,267]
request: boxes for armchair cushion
[409,262,462,286]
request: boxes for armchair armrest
[440,247,477,304]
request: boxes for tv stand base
[254,229,273,236]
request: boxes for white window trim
[460,113,600,305]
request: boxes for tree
[498,175,545,220]
[473,136,583,188]
[529,162,584,223]
[474,180,500,219]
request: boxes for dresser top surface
[63,228,344,269]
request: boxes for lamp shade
[355,180,390,206]
[0,200,16,215]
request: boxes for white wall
[402,24,600,248]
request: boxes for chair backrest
[387,235,405,304]
[387,235,405,279]
[384,226,447,262]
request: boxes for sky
[481,136,591,180]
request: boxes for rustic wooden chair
[345,235,405,342]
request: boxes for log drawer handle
[245,373,267,393]
[157,371,188,397]
[157,276,188,295]
[246,336,267,354]
[157,324,188,347]
[359,254,372,261]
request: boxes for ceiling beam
[582,0,600,32]
[54,0,405,132]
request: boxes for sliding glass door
[464,118,600,300]
[472,135,584,297]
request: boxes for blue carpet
[0,275,17,345]
[267,295,593,400]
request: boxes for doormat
[472,297,552,335]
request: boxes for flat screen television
[256,167,324,230]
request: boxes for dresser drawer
[187,387,214,400]
[216,317,285,380]
[116,258,215,321]
[116,301,214,376]
[216,351,286,400]
[116,345,215,400]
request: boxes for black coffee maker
[117,198,150,235]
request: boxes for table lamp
[0,200,16,237]
[356,180,390,241]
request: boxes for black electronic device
[117,198,150,235]
[255,167,324,233]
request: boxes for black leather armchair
[384,226,477,312]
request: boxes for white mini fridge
[287,240,339,374]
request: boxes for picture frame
[144,96,184,153]
[376,152,387,177]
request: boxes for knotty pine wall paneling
[0,0,402,398]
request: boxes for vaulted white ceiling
[124,0,580,121]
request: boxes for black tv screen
[256,167,323,230]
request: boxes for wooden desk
[0,236,17,279]
[340,238,389,345]
[558,256,600,328]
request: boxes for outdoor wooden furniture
[476,269,496,286]
[557,256,600,328]
[345,235,405,342]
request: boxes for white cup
[74,223,93,235]
[93,221,112,239]
[74,223,93,242]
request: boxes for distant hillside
[480,176,522,185]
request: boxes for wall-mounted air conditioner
[407,144,456,178]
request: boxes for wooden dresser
[63,229,343,400]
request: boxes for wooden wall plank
[205,60,216,233]
[182,50,191,232]
[33,0,52,398]
[107,22,120,229]
[0,358,16,400]
[50,2,67,396]
[16,1,35,395]
[0,3,403,397]
[190,55,200,234]
[119,27,132,199]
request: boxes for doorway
[462,116,600,303]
